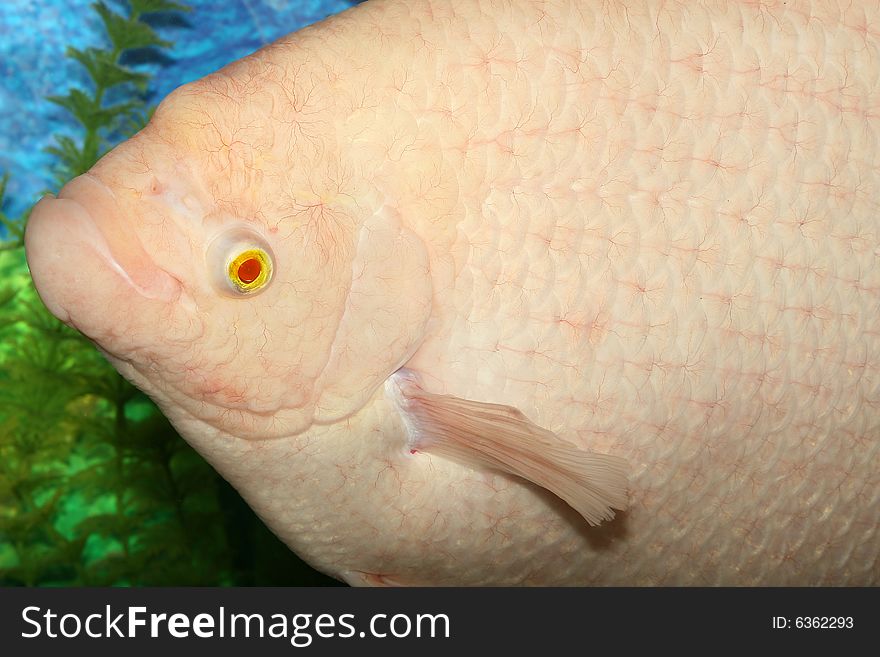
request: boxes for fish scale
[422,1,876,580]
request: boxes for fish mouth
[24,173,180,327]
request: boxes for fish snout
[24,194,75,323]
[24,174,181,329]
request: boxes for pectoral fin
[387,370,629,526]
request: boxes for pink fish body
[25,0,880,585]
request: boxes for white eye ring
[206,227,275,297]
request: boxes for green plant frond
[66,465,117,494]
[0,286,18,314]
[44,134,92,184]
[93,2,171,52]
[0,172,25,250]
[69,513,125,541]
[66,46,150,92]
[7,473,69,503]
[93,100,143,128]
[47,89,103,132]
[129,0,192,15]
[119,108,151,138]
[0,226,23,250]
[43,134,80,163]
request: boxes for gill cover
[206,227,275,296]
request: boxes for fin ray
[388,372,629,526]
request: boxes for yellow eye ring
[207,227,275,297]
[228,248,271,292]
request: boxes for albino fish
[25,0,880,585]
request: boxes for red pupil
[237,258,261,284]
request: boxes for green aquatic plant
[45,0,187,185]
[0,173,25,251]
[0,0,334,586]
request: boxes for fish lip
[24,194,79,324]
[25,174,182,316]
[26,193,131,290]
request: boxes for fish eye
[206,227,275,297]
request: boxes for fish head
[24,80,434,441]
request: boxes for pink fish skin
[25,0,880,585]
